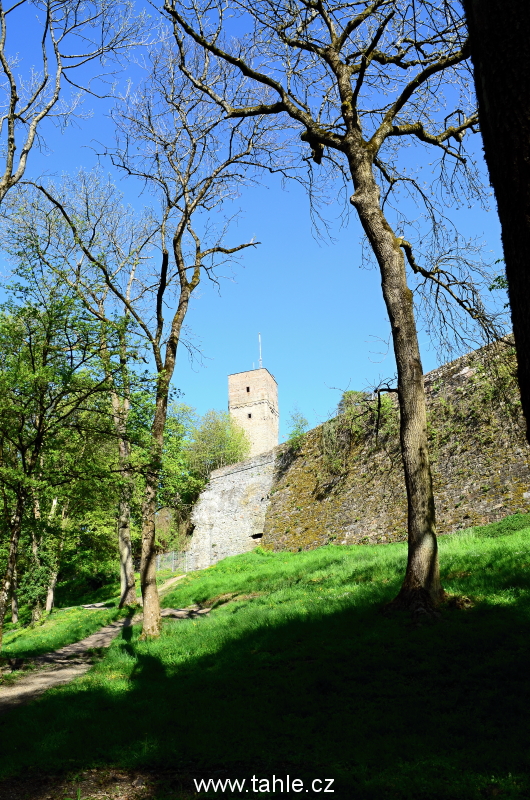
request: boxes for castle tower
[228,368,279,457]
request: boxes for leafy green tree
[2,179,154,608]
[185,411,251,480]
[158,404,204,507]
[337,391,370,417]
[0,290,121,649]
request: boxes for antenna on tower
[258,332,263,369]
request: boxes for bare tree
[20,42,276,635]
[164,0,501,613]
[462,1,530,444]
[0,0,145,204]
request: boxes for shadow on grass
[1,588,529,800]
[2,524,530,800]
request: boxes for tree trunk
[139,269,193,637]
[117,463,137,608]
[109,369,138,608]
[0,499,24,651]
[462,0,530,443]
[349,154,443,611]
[140,461,161,636]
[45,571,58,612]
[44,498,62,613]
[31,490,43,623]
[11,564,18,624]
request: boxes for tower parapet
[228,368,279,457]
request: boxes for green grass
[1,603,127,660]
[1,515,530,799]
[1,568,185,663]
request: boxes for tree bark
[45,571,58,613]
[117,447,137,608]
[462,0,530,443]
[349,153,443,610]
[31,492,43,623]
[140,285,192,637]
[118,492,137,608]
[0,498,24,651]
[45,498,62,613]
[11,564,18,624]
[140,457,162,636]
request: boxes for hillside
[1,513,530,799]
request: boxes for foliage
[337,390,370,416]
[489,274,509,292]
[321,390,399,477]
[1,514,530,798]
[158,404,203,510]
[286,409,309,453]
[0,288,125,631]
[184,410,250,480]
[488,259,509,307]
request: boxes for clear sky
[1,2,505,442]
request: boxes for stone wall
[185,340,530,563]
[262,339,530,550]
[186,449,276,568]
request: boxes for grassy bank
[1,571,185,663]
[1,515,530,798]
[0,604,128,661]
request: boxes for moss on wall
[262,339,530,551]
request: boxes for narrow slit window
[248,413,252,418]
[246,386,250,392]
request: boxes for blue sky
[1,2,505,442]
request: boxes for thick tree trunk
[463,0,530,443]
[0,499,24,651]
[109,376,138,608]
[45,498,62,613]
[349,155,443,610]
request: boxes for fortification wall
[185,340,530,564]
[262,340,530,550]
[186,449,277,568]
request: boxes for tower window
[248,413,252,418]
[246,386,250,392]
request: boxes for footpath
[0,575,208,713]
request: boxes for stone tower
[228,368,279,457]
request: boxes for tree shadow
[1,567,530,799]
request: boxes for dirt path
[0,574,207,713]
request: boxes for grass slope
[1,571,177,662]
[1,604,128,660]
[1,515,530,799]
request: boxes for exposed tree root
[442,593,474,610]
[382,588,475,624]
[382,587,445,625]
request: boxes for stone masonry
[187,450,276,568]
[228,368,279,457]
[185,340,530,565]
